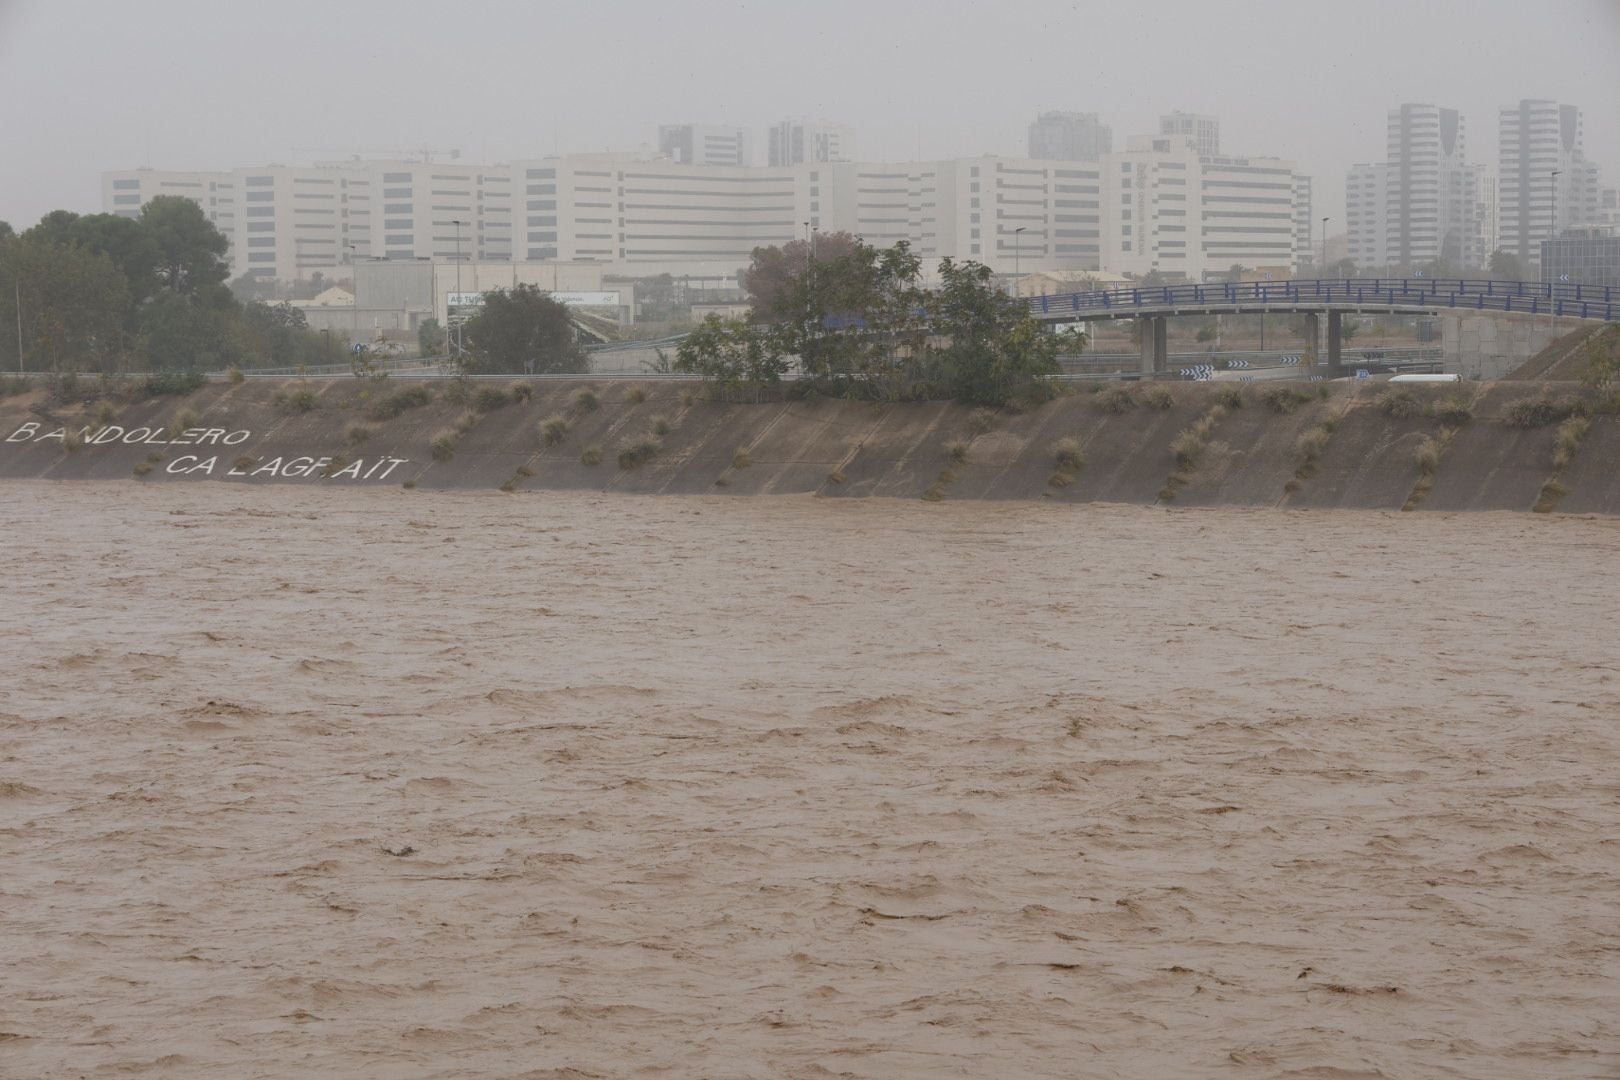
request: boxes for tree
[739,230,861,322]
[674,316,790,399]
[0,221,13,241]
[929,258,1061,406]
[239,301,322,368]
[418,317,447,358]
[139,196,230,298]
[136,290,241,371]
[1489,249,1526,281]
[461,283,584,374]
[0,235,131,373]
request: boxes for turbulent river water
[3,483,1617,1078]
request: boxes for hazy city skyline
[3,0,1618,243]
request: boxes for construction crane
[291,147,463,164]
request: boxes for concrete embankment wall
[2,378,1617,514]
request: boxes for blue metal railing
[1024,278,1618,322]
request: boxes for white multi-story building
[767,120,852,166]
[1344,162,1391,269]
[1159,112,1220,157]
[1027,112,1112,162]
[362,160,510,266]
[1102,135,1302,280]
[1341,104,1485,274]
[1293,174,1314,267]
[230,164,372,281]
[101,168,237,262]
[657,124,752,167]
[1498,98,1604,268]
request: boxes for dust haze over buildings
[1,0,1618,265]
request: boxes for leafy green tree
[240,301,322,368]
[139,196,230,298]
[0,235,131,373]
[674,315,790,399]
[418,317,447,357]
[1488,249,1526,281]
[0,221,13,241]
[740,230,862,323]
[462,283,584,374]
[929,258,1061,405]
[136,291,241,371]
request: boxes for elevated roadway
[1023,278,1618,375]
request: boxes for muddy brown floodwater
[2,481,1618,1079]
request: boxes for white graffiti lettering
[7,422,39,442]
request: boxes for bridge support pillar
[1302,312,1320,366]
[1325,311,1344,377]
[1138,316,1167,374]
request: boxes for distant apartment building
[1594,186,1620,228]
[101,168,237,262]
[229,164,373,281]
[1102,135,1304,280]
[359,160,510,267]
[1340,104,1485,273]
[1498,98,1605,268]
[512,154,802,266]
[767,120,852,166]
[1293,174,1314,267]
[657,124,752,167]
[1159,112,1220,157]
[1027,111,1112,162]
[1344,162,1391,269]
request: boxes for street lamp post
[450,220,464,360]
[1013,227,1026,292]
[13,280,21,376]
[1321,217,1330,277]
[345,242,360,355]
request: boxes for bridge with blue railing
[1022,278,1617,375]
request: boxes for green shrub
[453,410,479,435]
[580,445,602,465]
[1214,386,1243,410]
[617,436,660,469]
[944,439,970,463]
[626,386,648,404]
[732,447,752,469]
[167,407,201,438]
[1431,396,1473,425]
[345,422,374,445]
[1553,416,1590,470]
[473,386,513,412]
[1170,429,1205,468]
[650,414,673,436]
[510,381,534,402]
[1414,436,1442,475]
[1097,386,1137,414]
[1295,426,1330,463]
[539,413,571,446]
[1260,386,1311,414]
[1143,386,1175,410]
[430,431,457,461]
[1050,437,1084,471]
[141,369,205,397]
[1504,395,1581,428]
[569,387,600,415]
[1380,389,1424,419]
[273,386,318,414]
[966,407,998,435]
[226,367,245,385]
[367,384,433,420]
[921,484,944,502]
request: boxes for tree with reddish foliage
[739,231,861,322]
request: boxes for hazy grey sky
[3,0,1618,235]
